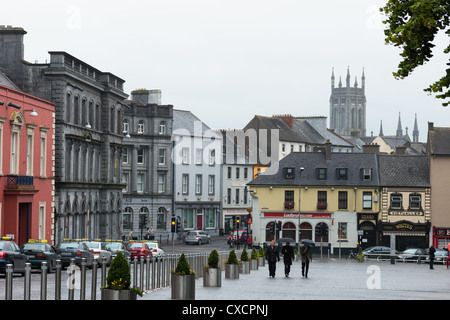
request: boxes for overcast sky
[2,0,449,142]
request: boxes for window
[158,121,166,135]
[158,149,166,165]
[182,147,189,164]
[137,173,144,192]
[195,148,202,165]
[158,174,165,193]
[205,208,216,229]
[285,190,295,203]
[157,208,166,230]
[410,195,421,210]
[338,191,348,209]
[137,148,144,164]
[121,173,129,192]
[209,149,215,165]
[183,208,194,229]
[227,188,231,204]
[236,167,240,179]
[391,194,402,210]
[40,133,47,177]
[362,168,372,181]
[285,167,294,179]
[182,174,189,194]
[363,192,372,209]
[317,191,327,209]
[208,175,215,195]
[338,222,347,240]
[244,167,248,179]
[227,167,232,179]
[336,168,348,180]
[317,168,327,180]
[195,174,202,194]
[137,120,144,134]
[11,132,19,174]
[39,204,45,240]
[123,119,129,133]
[122,147,128,163]
[26,133,33,175]
[123,207,133,230]
[282,144,286,153]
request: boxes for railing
[3,250,236,300]
[6,175,34,186]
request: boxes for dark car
[56,240,94,268]
[126,242,153,261]
[21,239,61,272]
[0,236,28,276]
[104,240,131,260]
[362,246,397,259]
[425,249,449,265]
[398,248,428,262]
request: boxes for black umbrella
[300,239,315,247]
[277,238,295,243]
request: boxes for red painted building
[0,83,55,245]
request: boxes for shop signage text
[264,212,332,218]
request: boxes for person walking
[282,242,295,277]
[429,245,436,270]
[300,244,312,278]
[265,240,279,278]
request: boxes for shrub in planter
[250,248,259,269]
[102,251,142,300]
[225,250,239,279]
[240,248,250,274]
[204,250,221,287]
[208,249,219,268]
[172,253,196,299]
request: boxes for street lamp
[298,167,304,252]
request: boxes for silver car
[185,230,211,245]
[82,241,113,266]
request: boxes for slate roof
[378,155,429,187]
[248,151,380,187]
[428,126,450,155]
[244,115,306,143]
[173,109,220,139]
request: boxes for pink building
[0,83,55,245]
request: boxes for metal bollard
[140,256,144,291]
[24,262,31,300]
[41,261,47,300]
[133,257,138,288]
[146,255,151,291]
[68,259,75,300]
[151,256,156,290]
[55,260,62,300]
[91,258,98,300]
[5,264,13,300]
[101,256,107,287]
[156,255,161,288]
[80,258,86,300]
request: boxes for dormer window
[284,167,295,179]
[362,168,372,181]
[316,168,327,180]
[336,168,348,180]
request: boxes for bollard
[80,258,86,300]
[133,257,138,288]
[5,264,13,300]
[151,256,156,290]
[146,255,151,291]
[156,255,161,288]
[91,258,98,300]
[101,256,107,287]
[55,260,62,300]
[24,262,31,300]
[41,261,48,300]
[68,259,75,300]
[140,256,144,291]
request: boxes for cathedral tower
[330,67,366,137]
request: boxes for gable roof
[428,126,450,155]
[378,155,429,187]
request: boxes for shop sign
[263,212,332,218]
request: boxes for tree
[380,0,450,106]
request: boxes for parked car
[126,242,153,261]
[185,230,211,245]
[56,240,94,268]
[425,249,449,265]
[104,240,131,260]
[226,230,245,245]
[398,248,428,262]
[362,246,397,259]
[21,239,61,272]
[82,240,112,266]
[0,236,28,276]
[146,242,164,258]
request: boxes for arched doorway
[359,221,376,249]
[299,222,312,241]
[315,222,329,242]
[282,222,296,240]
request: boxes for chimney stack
[362,143,380,154]
[325,139,332,160]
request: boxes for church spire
[413,113,419,142]
[362,68,365,92]
[331,67,335,88]
[379,120,384,136]
[346,66,350,87]
[396,112,403,138]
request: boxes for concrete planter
[101,288,138,300]
[258,257,265,267]
[203,267,222,287]
[240,261,250,274]
[225,264,239,279]
[171,274,195,300]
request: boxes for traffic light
[171,217,176,233]
[236,217,240,229]
[270,221,276,235]
[277,221,282,231]
[176,218,181,233]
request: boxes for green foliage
[106,251,131,290]
[258,247,264,258]
[240,248,249,261]
[227,250,239,265]
[208,249,219,268]
[356,246,365,263]
[175,253,194,275]
[380,0,450,106]
[251,248,258,260]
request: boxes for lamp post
[298,167,304,252]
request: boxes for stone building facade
[0,26,128,243]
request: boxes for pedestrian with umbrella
[300,239,314,278]
[265,240,279,278]
[281,241,295,277]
